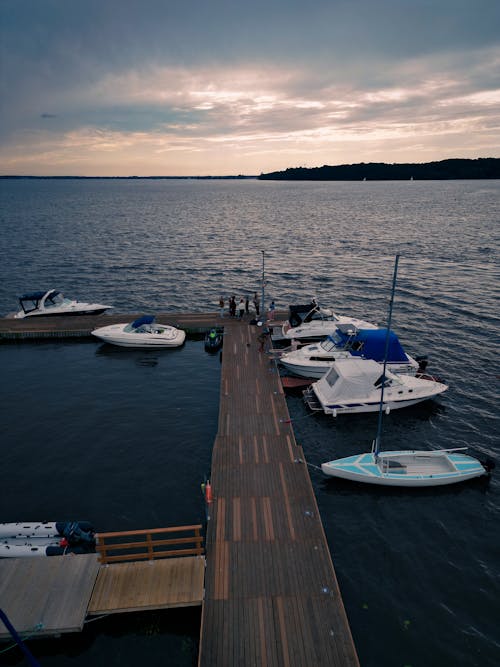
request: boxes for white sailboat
[321,256,493,487]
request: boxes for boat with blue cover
[91,315,186,348]
[279,325,421,379]
[13,289,111,318]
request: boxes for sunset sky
[1,0,499,176]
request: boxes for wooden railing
[95,525,204,564]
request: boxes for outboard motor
[416,355,428,373]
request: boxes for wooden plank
[87,555,205,614]
[0,554,100,639]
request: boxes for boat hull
[16,306,110,318]
[321,451,487,487]
[92,323,186,348]
[280,358,416,379]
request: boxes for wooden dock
[0,526,205,640]
[198,319,359,666]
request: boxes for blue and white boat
[279,325,420,379]
[13,289,111,318]
[92,315,186,348]
[321,449,492,487]
[320,255,492,487]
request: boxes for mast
[260,250,266,326]
[373,254,400,459]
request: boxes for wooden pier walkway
[0,526,205,639]
[0,311,222,340]
[198,318,359,666]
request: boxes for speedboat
[0,520,96,558]
[13,289,111,318]
[303,357,448,416]
[92,315,186,348]
[270,300,377,343]
[279,326,421,379]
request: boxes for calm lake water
[0,178,499,666]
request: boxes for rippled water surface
[0,178,499,666]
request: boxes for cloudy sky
[1,0,499,176]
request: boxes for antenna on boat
[373,254,400,461]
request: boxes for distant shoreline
[0,175,258,180]
[1,157,499,180]
[259,158,500,181]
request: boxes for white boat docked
[303,357,448,416]
[13,289,111,318]
[321,449,492,487]
[320,255,493,487]
[270,300,378,343]
[0,520,96,557]
[92,315,186,348]
[279,326,420,379]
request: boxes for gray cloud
[1,0,499,174]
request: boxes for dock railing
[96,525,204,564]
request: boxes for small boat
[0,521,96,558]
[279,326,420,379]
[204,328,223,352]
[270,300,377,343]
[13,289,111,318]
[320,255,492,487]
[91,315,186,348]
[321,449,494,487]
[303,357,447,415]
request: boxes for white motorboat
[320,255,493,487]
[0,520,96,557]
[270,300,377,343]
[303,357,448,416]
[92,315,186,348]
[279,326,420,379]
[13,289,111,318]
[275,315,377,343]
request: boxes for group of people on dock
[218,294,275,320]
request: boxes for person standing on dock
[238,298,245,319]
[219,296,225,317]
[268,300,276,320]
[245,295,250,315]
[230,296,236,317]
[253,292,260,317]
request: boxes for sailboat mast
[374,254,400,458]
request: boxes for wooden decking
[87,556,205,615]
[0,311,231,340]
[0,554,100,639]
[198,319,359,666]
[0,526,205,640]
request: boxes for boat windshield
[321,334,341,351]
[45,291,65,307]
[324,367,340,387]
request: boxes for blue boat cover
[334,328,409,362]
[19,291,48,300]
[131,315,155,329]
